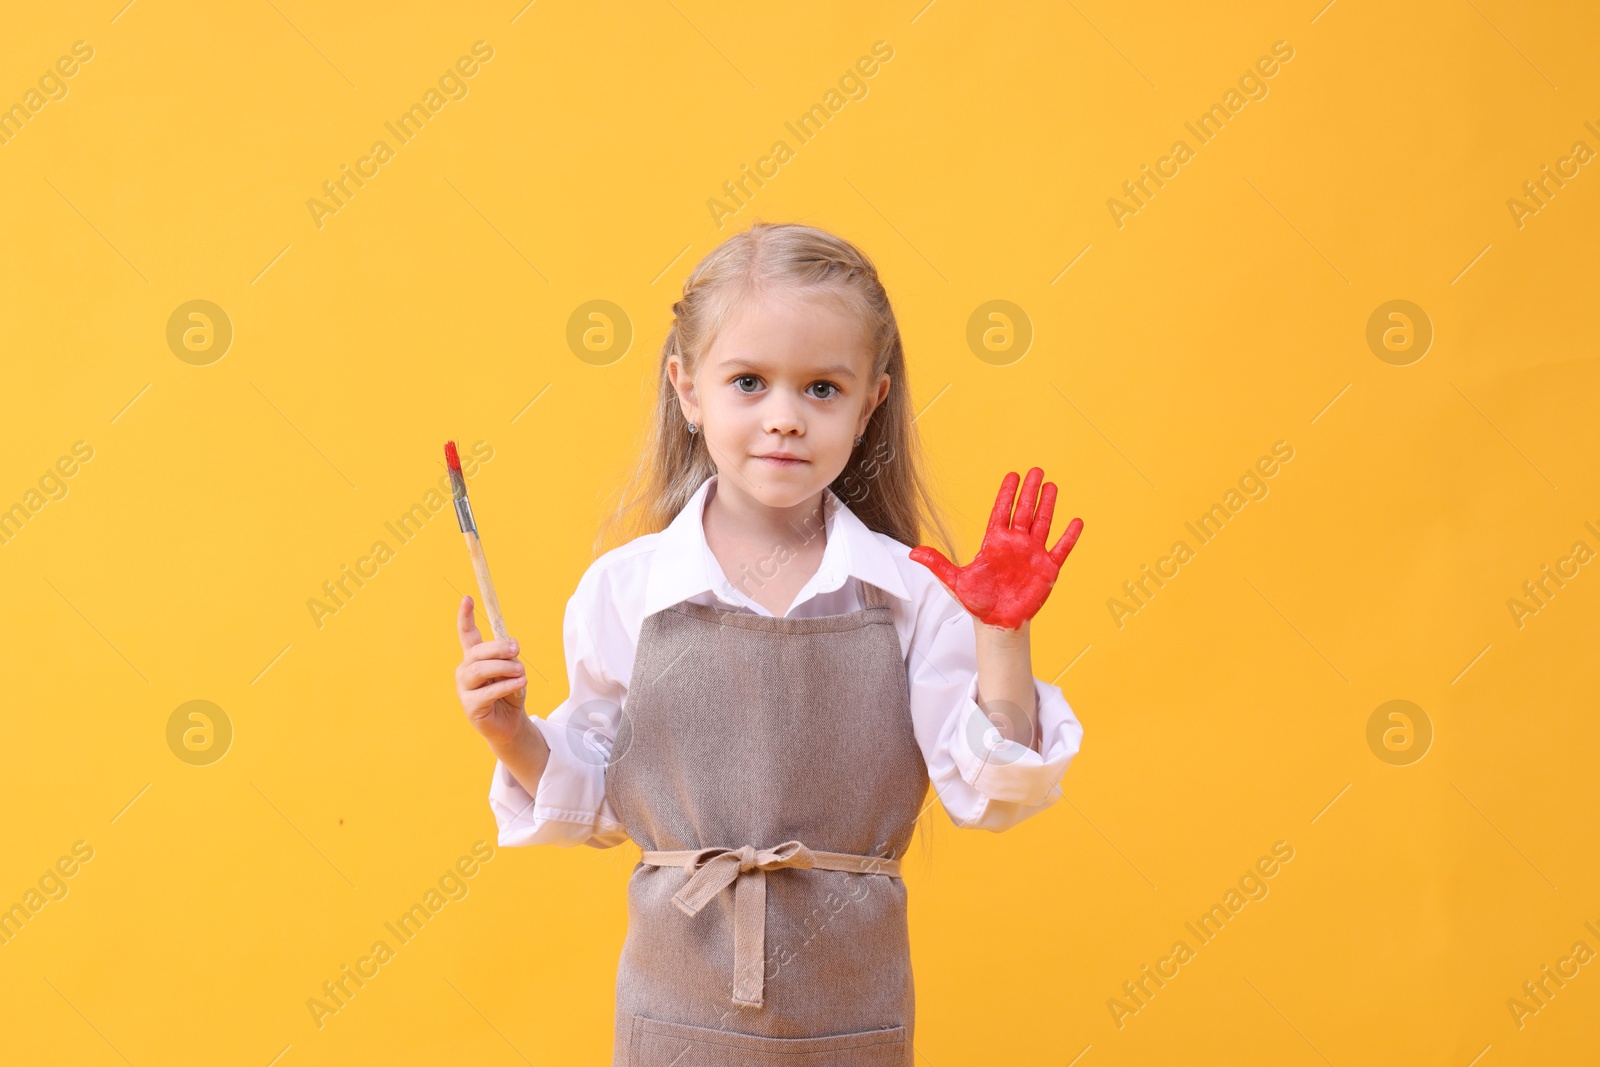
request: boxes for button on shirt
[488,473,1085,849]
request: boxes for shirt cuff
[487,716,627,849]
[949,675,1083,807]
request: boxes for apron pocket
[629,1013,906,1065]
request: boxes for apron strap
[859,580,888,611]
[640,841,902,1007]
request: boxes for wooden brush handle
[463,530,525,696]
[464,530,507,638]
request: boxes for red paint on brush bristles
[444,440,461,472]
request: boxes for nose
[760,392,804,436]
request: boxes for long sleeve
[908,586,1084,832]
[487,565,630,850]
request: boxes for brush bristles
[444,441,467,499]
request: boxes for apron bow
[671,839,817,911]
[642,839,897,1008]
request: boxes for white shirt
[488,473,1084,849]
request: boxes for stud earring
[854,434,863,447]
[688,422,698,435]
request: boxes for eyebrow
[718,357,860,381]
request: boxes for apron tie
[640,840,902,1008]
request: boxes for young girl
[454,221,1085,1065]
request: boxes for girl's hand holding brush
[454,594,529,748]
[445,436,528,745]
[444,440,552,797]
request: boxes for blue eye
[730,375,839,399]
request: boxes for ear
[667,353,701,425]
[859,372,890,436]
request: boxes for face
[669,290,889,512]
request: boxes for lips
[755,454,807,464]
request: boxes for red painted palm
[911,467,1084,630]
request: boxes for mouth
[753,454,808,466]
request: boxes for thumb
[909,545,961,594]
[456,595,484,652]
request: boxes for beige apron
[604,580,928,1065]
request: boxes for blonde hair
[595,219,959,565]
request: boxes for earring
[688,423,698,435]
[854,434,863,447]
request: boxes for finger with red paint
[910,467,1083,630]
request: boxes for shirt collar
[642,472,911,617]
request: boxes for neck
[703,476,828,553]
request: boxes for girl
[454,221,1084,1065]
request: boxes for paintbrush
[445,440,523,697]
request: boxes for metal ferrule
[453,494,476,534]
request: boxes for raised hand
[910,467,1083,630]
